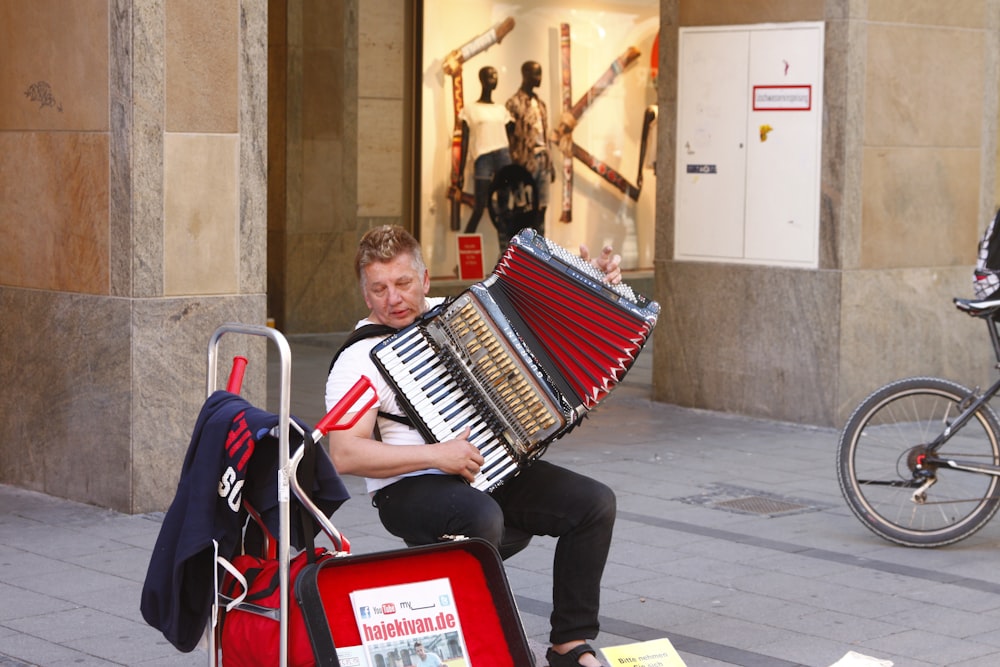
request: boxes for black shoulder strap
[327,323,415,432]
[328,324,398,374]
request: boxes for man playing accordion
[325,225,621,667]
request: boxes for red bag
[219,548,334,667]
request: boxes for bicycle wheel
[837,376,1000,547]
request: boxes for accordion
[371,229,660,491]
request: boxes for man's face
[415,645,426,658]
[362,253,430,329]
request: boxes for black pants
[373,460,616,644]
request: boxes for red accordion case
[295,538,535,667]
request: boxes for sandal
[546,643,607,667]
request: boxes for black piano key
[400,344,434,366]
[412,357,444,381]
[481,453,513,475]
[420,371,449,394]
[393,331,425,357]
[441,398,473,422]
[468,420,491,443]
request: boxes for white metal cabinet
[675,22,824,267]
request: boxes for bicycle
[836,295,1000,547]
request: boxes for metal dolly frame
[205,323,373,667]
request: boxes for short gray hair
[354,225,426,288]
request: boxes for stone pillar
[0,0,268,512]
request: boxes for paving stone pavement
[4,333,1000,666]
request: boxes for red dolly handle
[313,375,377,440]
[226,355,249,393]
[224,355,375,437]
[219,356,374,558]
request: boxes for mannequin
[505,60,554,233]
[457,66,512,234]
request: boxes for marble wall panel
[338,1,360,221]
[131,0,167,300]
[0,288,131,510]
[300,139,345,234]
[282,230,369,332]
[165,0,239,133]
[358,0,404,99]
[268,1,289,238]
[302,47,342,141]
[654,4,677,261]
[867,0,987,28]
[864,24,984,148]
[679,0,822,26]
[0,0,267,512]
[164,133,240,296]
[240,0,269,295]
[652,244,989,430]
[826,17,867,271]
[860,147,980,269]
[0,0,108,131]
[301,0,339,50]
[819,16,848,271]
[110,0,133,298]
[0,132,109,294]
[358,98,404,218]
[273,0,363,332]
[131,294,267,513]
[837,266,987,422]
[285,31,305,237]
[653,261,840,426]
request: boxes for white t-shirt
[325,297,446,495]
[459,102,511,161]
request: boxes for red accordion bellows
[492,231,658,409]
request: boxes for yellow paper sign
[600,638,687,667]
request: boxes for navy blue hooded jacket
[140,391,350,652]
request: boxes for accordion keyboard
[372,291,567,491]
[433,295,564,447]
[373,326,520,491]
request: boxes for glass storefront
[416,0,659,278]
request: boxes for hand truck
[205,323,374,667]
